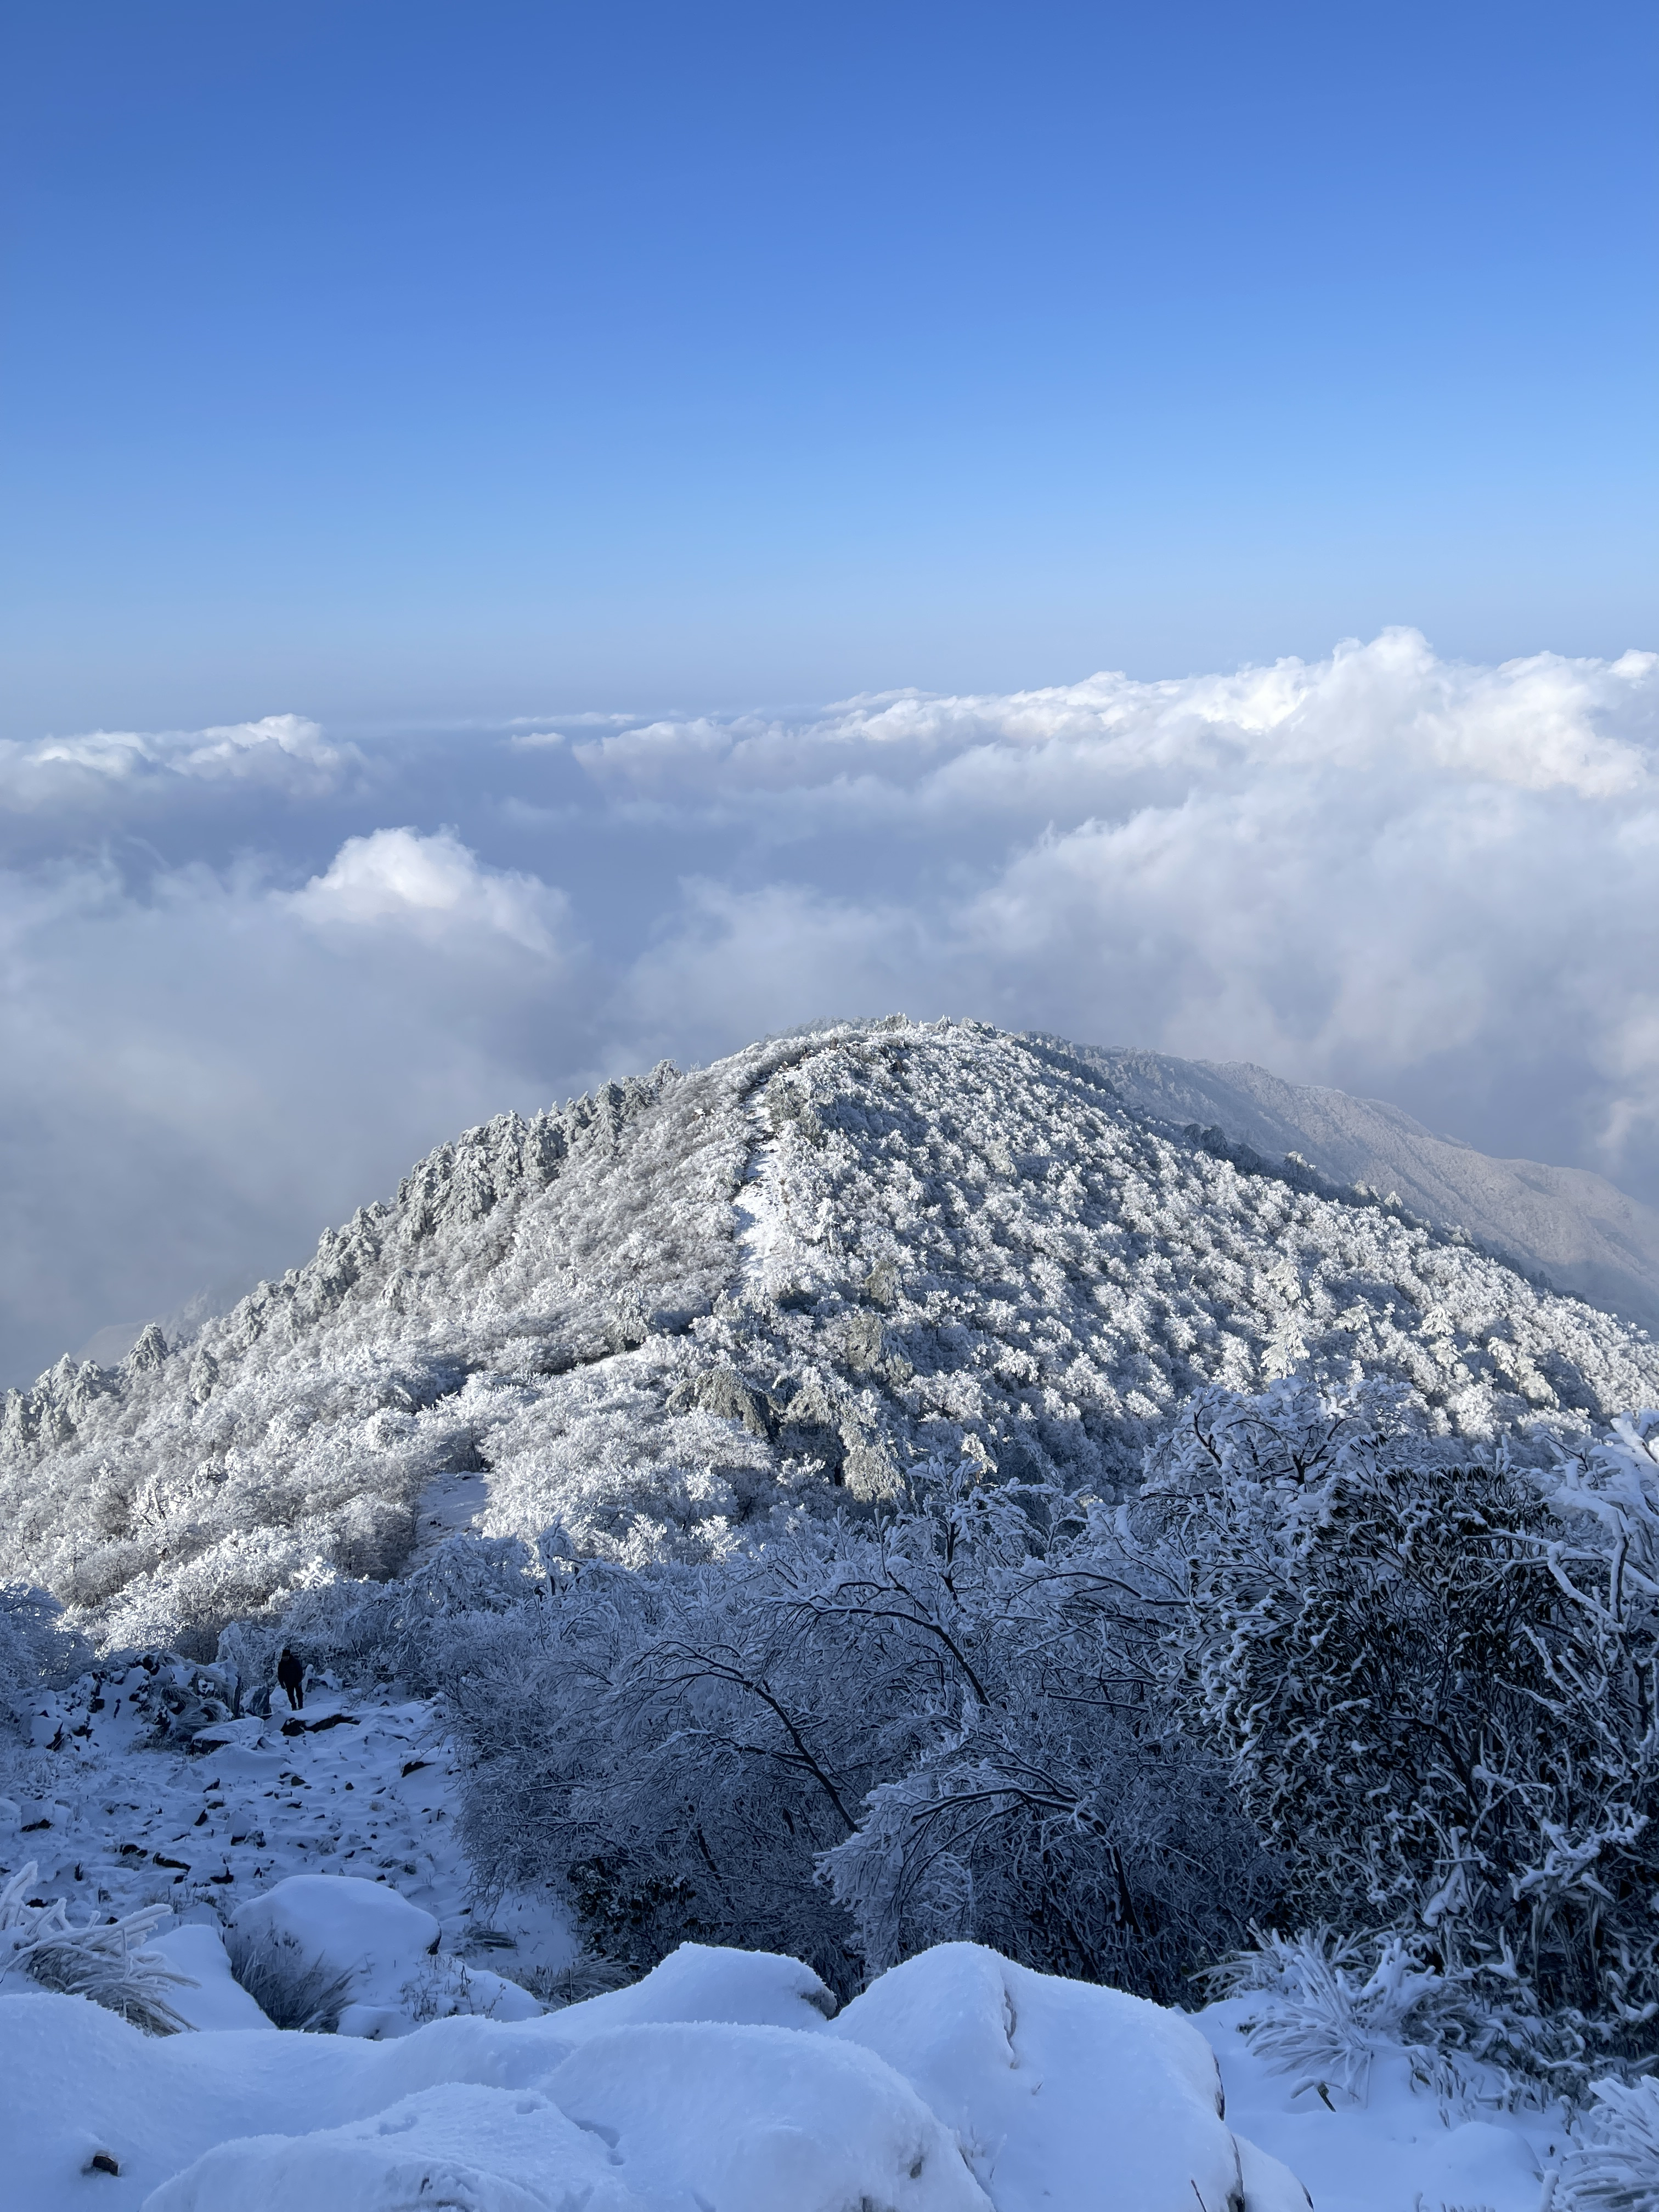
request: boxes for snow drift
[0,1936,1301,2212]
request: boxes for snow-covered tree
[441,1461,1273,2001]
[6,1021,1655,1652]
[1147,1378,1659,2054]
[0,1582,87,1742]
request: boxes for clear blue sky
[2,0,1654,729]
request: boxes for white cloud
[583,631,1659,1191]
[287,827,568,955]
[0,713,354,802]
[570,630,1658,811]
[5,630,1659,1383]
[0,832,596,1383]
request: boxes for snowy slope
[1082,1041,1659,1334]
[5,1017,1659,1650]
[0,1658,569,1988]
[0,1653,1615,2212]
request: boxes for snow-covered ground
[1203,1998,1563,2212]
[1,1931,1293,2211]
[0,1910,1589,2212]
[0,1665,1609,2212]
[1,1660,573,1990]
[411,1464,493,1559]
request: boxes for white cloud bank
[2,630,1656,1382]
[602,630,1659,1173]
[1,714,355,803]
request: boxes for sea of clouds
[3,627,1655,1385]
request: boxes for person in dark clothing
[276,1647,304,1711]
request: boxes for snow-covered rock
[143,2082,644,2212]
[540,1939,836,2039]
[230,1871,544,2038]
[540,2021,991,2212]
[831,1943,1240,2211]
[0,1939,1303,2212]
[231,1870,441,1989]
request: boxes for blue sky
[1,4,1656,1382]
[3,1,1653,733]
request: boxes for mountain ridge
[1070,1043,1659,1333]
[7,1017,1658,1653]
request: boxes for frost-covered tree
[5,1020,1656,1652]
[441,1554,871,1993]
[1147,1379,1659,2052]
[0,1582,87,1741]
[439,1462,1273,2001]
[800,1470,1274,1996]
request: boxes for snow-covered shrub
[443,1553,868,1994]
[445,1465,1275,2001]
[1203,1926,1568,2107]
[0,1581,88,1740]
[515,1951,636,2008]
[0,1863,195,2033]
[809,1470,1274,1994]
[220,1922,354,2033]
[1149,1379,1659,2057]
[1208,1928,1436,2103]
[1556,2076,1659,2211]
[217,1533,546,1709]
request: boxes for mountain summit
[5,1017,1657,1651]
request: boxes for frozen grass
[1,1860,195,2034]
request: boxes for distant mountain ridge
[1066,1045,1659,1336]
[7,1017,1659,1652]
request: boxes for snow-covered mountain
[1081,1042,1659,1335]
[5,1017,1658,1651]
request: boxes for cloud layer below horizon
[4,627,1657,1385]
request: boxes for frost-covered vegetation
[0,1861,195,2033]
[433,1468,1274,2006]
[7,1017,1659,2202]
[0,1579,88,1739]
[1153,1387,1659,2080]
[1559,2077,1659,2210]
[5,1020,1656,1657]
[232,1375,1659,2114]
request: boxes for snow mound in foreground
[228,1872,545,2036]
[831,1943,1271,2210]
[0,1936,1304,2211]
[145,2081,638,2212]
